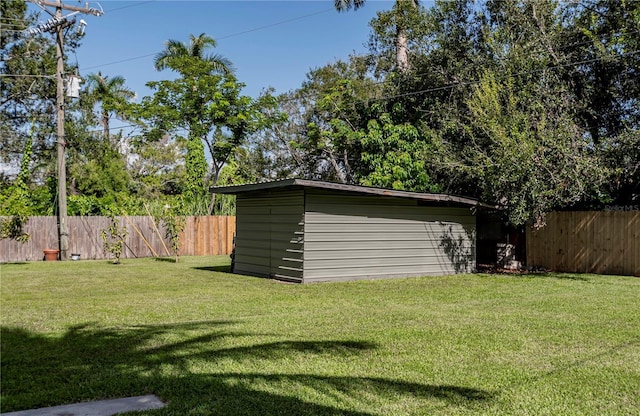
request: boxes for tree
[154,33,234,75]
[364,0,488,198]
[1,1,57,180]
[335,0,420,71]
[270,57,379,183]
[146,33,235,211]
[464,72,606,227]
[0,125,35,241]
[128,133,186,200]
[60,71,136,215]
[83,72,135,143]
[600,131,640,206]
[357,112,438,192]
[67,141,132,215]
[1,0,86,217]
[226,88,293,183]
[562,0,640,145]
[127,34,279,214]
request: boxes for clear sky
[27,0,400,99]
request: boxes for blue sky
[28,0,400,99]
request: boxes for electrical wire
[42,45,640,115]
[79,17,639,84]
[4,2,639,124]
[0,29,29,34]
[0,74,55,78]
[216,8,333,41]
[364,28,640,91]
[69,46,640,136]
[7,0,638,85]
[0,17,33,22]
[274,48,640,105]
[80,53,156,71]
[80,7,335,71]
[0,21,30,28]
[103,1,157,13]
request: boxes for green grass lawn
[1,256,639,415]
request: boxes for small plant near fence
[154,203,185,263]
[162,214,185,262]
[100,215,128,264]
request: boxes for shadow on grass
[523,272,590,282]
[154,257,177,263]
[1,322,493,415]
[505,339,640,393]
[193,265,232,273]
[477,271,590,282]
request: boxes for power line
[0,28,29,33]
[103,1,156,13]
[274,48,640,105]
[217,8,332,41]
[6,3,638,124]
[5,37,637,104]
[372,28,640,90]
[0,21,30,28]
[11,2,638,86]
[85,123,141,134]
[0,1,153,27]
[67,48,640,136]
[0,74,55,78]
[0,16,33,22]
[76,18,635,93]
[81,53,156,71]
[80,7,334,71]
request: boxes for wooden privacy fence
[0,216,236,262]
[527,211,640,276]
[180,216,236,257]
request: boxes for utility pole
[27,0,102,260]
[55,1,69,260]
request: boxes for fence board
[527,211,640,276]
[1,216,235,262]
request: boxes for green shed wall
[303,190,476,282]
[233,189,304,282]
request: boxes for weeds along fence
[527,211,640,276]
[0,216,236,262]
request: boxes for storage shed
[214,179,491,283]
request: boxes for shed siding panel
[304,247,462,260]
[233,190,304,282]
[303,191,475,282]
[305,240,459,251]
[305,222,474,234]
[234,197,270,276]
[306,204,475,220]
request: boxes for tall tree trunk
[395,0,418,72]
[396,25,409,71]
[102,110,110,144]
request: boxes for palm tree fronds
[154,33,234,76]
[204,53,235,75]
[335,0,366,12]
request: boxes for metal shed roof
[213,179,496,209]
